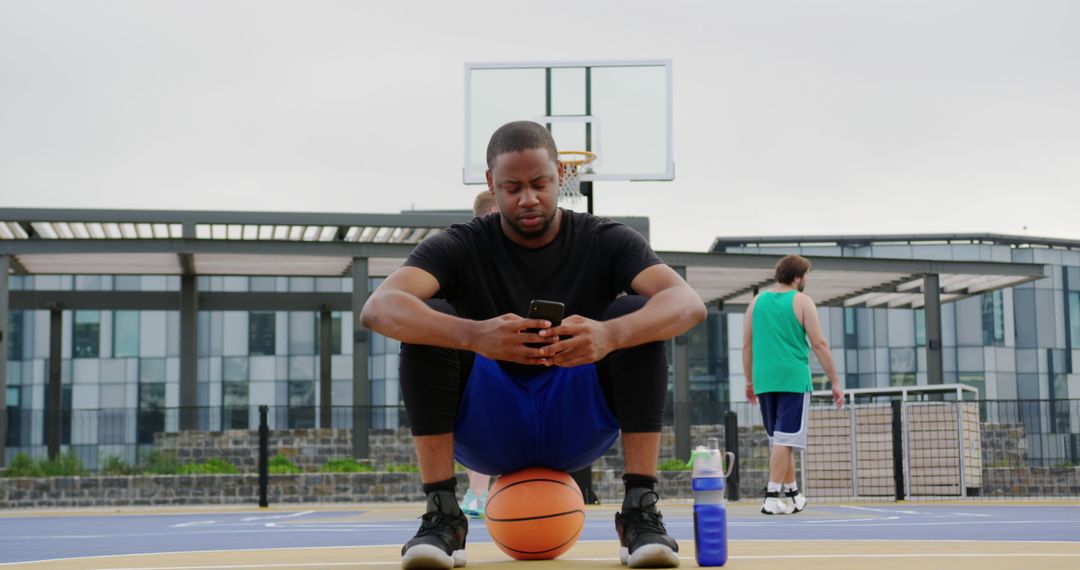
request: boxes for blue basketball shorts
[758,391,810,449]
[452,355,620,476]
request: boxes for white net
[558,151,597,204]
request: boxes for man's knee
[602,294,647,321]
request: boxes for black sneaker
[401,490,468,569]
[615,487,680,568]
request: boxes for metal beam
[924,274,944,385]
[319,305,332,429]
[199,293,352,312]
[672,266,691,464]
[0,238,419,258]
[658,250,1046,279]
[718,278,774,303]
[351,258,370,459]
[9,291,353,312]
[46,307,62,459]
[711,232,1080,252]
[0,255,9,463]
[179,274,198,429]
[0,207,471,230]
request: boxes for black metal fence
[3,399,1078,500]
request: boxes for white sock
[783,482,798,493]
[767,481,782,493]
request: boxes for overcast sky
[1,0,1078,251]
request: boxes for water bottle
[690,437,735,567]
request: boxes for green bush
[39,453,87,477]
[269,454,303,474]
[386,463,419,473]
[100,455,135,476]
[658,458,691,471]
[3,452,42,477]
[179,458,240,475]
[139,450,183,475]
[319,457,374,473]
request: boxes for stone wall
[3,420,1077,508]
[0,472,466,509]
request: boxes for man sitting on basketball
[361,120,706,569]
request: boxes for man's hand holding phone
[466,300,563,366]
[536,300,618,367]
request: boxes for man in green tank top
[742,254,844,514]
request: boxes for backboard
[463,60,673,184]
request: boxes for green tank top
[751,290,812,394]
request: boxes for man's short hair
[774,254,812,285]
[486,121,559,169]
[473,191,497,216]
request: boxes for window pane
[914,309,926,347]
[113,311,140,357]
[7,312,23,360]
[249,312,276,355]
[289,312,316,355]
[332,313,343,355]
[889,348,916,373]
[890,373,916,387]
[222,381,249,430]
[982,291,1005,346]
[1069,292,1080,349]
[73,311,100,358]
[5,386,21,446]
[287,380,315,428]
[139,358,166,383]
[138,383,165,444]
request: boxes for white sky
[1,0,1078,251]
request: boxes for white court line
[171,521,218,528]
[242,511,315,522]
[840,505,922,514]
[82,553,1080,570]
[6,540,1080,567]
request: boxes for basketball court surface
[3,501,1079,569]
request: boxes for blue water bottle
[691,437,734,566]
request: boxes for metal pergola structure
[0,209,1048,464]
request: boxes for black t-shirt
[404,209,663,320]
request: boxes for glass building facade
[719,239,1080,406]
[6,235,1077,467]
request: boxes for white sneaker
[786,490,807,513]
[760,492,795,515]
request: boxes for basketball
[484,467,586,560]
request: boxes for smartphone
[528,299,564,327]
[526,299,564,348]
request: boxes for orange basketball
[484,467,586,560]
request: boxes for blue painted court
[2,502,1079,568]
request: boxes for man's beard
[797,280,805,292]
[508,212,554,238]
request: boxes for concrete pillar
[46,306,62,459]
[179,274,198,429]
[351,258,370,458]
[673,266,691,462]
[924,274,944,385]
[0,255,9,463]
[319,305,332,429]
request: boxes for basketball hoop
[557,150,597,201]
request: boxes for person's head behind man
[775,254,812,292]
[473,190,498,217]
[484,121,563,243]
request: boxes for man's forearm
[605,286,706,349]
[361,291,475,350]
[813,345,840,386]
[742,346,753,385]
